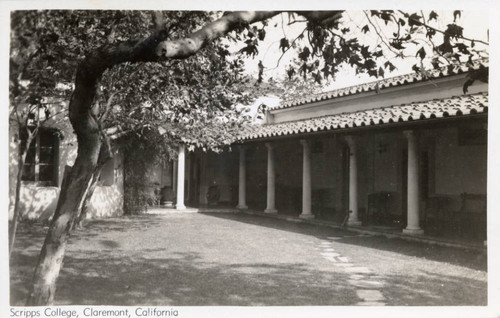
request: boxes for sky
[0,2,499,317]
[235,10,489,91]
[230,10,489,119]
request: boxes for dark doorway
[401,148,408,226]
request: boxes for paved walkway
[10,212,487,306]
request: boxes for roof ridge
[263,92,488,126]
[275,58,489,111]
[241,92,488,140]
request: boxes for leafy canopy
[10,10,488,150]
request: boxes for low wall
[15,183,124,221]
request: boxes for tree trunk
[9,131,35,257]
[25,11,337,305]
[26,134,101,305]
[74,170,101,229]
[75,133,113,228]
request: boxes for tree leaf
[429,11,438,21]
[416,47,426,60]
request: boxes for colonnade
[233,130,424,235]
[173,130,423,235]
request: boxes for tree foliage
[10,11,264,156]
[9,9,488,305]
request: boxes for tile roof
[240,92,488,141]
[275,59,489,110]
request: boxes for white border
[1,1,498,317]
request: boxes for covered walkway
[146,206,486,251]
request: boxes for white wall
[270,75,487,123]
[9,119,125,221]
[86,150,125,219]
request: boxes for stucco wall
[434,127,487,196]
[86,151,125,219]
[9,123,124,221]
[270,75,487,123]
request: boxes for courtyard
[10,212,487,306]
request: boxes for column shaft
[237,146,248,209]
[265,143,277,213]
[173,161,178,194]
[176,144,186,210]
[300,140,313,218]
[345,136,361,225]
[403,130,423,234]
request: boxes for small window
[20,128,59,186]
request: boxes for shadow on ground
[10,248,486,306]
[11,250,358,306]
[202,212,487,271]
[10,213,487,306]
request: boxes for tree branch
[272,27,307,69]
[100,92,116,122]
[398,10,489,45]
[363,11,405,57]
[153,11,165,31]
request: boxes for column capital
[238,144,247,151]
[300,139,310,146]
[265,142,274,150]
[403,130,418,140]
[344,135,357,147]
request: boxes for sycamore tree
[10,10,488,305]
[9,12,76,257]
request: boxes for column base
[237,205,248,210]
[176,204,186,210]
[402,228,424,235]
[264,209,277,214]
[347,219,362,226]
[299,213,314,219]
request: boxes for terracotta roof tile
[274,59,488,110]
[240,92,488,141]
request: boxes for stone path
[318,235,387,306]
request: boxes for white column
[186,153,191,203]
[345,136,361,225]
[173,160,178,194]
[265,142,277,213]
[300,140,313,218]
[237,145,248,209]
[403,130,424,235]
[176,144,186,210]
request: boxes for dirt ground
[10,212,487,306]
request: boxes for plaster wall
[9,120,125,221]
[434,127,487,195]
[270,75,487,123]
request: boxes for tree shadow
[381,270,487,306]
[10,213,487,306]
[10,248,487,306]
[202,213,487,271]
[11,251,358,306]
